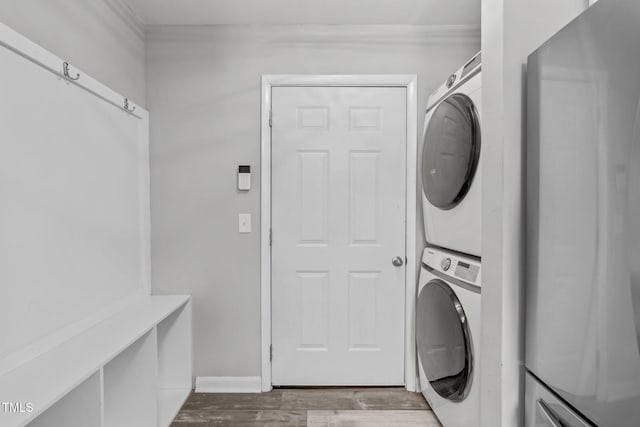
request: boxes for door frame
[260,75,418,392]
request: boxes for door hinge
[269,344,273,361]
[268,110,272,127]
[269,228,272,246]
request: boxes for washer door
[422,93,481,210]
[417,278,473,402]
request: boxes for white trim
[195,376,263,393]
[404,77,418,392]
[263,74,419,88]
[260,74,418,392]
[99,368,105,426]
[139,110,152,294]
[260,76,273,392]
[0,22,145,119]
[146,24,479,45]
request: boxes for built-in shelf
[156,302,192,427]
[0,295,192,427]
[158,389,191,427]
[27,371,102,427]
[104,331,158,427]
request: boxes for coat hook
[123,98,136,113]
[62,61,80,81]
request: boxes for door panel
[271,86,406,385]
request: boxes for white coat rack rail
[0,23,143,119]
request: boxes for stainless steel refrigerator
[526,0,640,426]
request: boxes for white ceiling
[127,0,480,26]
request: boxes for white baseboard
[195,376,263,393]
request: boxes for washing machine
[417,246,481,427]
[422,52,482,257]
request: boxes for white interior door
[271,86,407,385]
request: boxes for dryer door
[422,93,481,210]
[417,278,473,402]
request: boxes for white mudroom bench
[0,294,192,427]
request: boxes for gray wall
[146,24,480,377]
[0,0,146,106]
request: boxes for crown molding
[146,24,480,45]
[107,0,146,38]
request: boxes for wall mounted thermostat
[238,165,251,191]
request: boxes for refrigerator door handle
[537,399,564,427]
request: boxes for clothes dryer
[422,52,482,256]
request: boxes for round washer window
[422,93,481,210]
[417,279,473,401]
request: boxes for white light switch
[239,213,251,233]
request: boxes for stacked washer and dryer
[417,52,482,427]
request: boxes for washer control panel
[422,247,481,288]
[454,261,480,283]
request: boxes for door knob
[392,256,404,267]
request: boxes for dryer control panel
[422,247,481,288]
[425,51,481,112]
